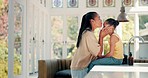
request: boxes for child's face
[103,21,115,34]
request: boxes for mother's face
[92,14,102,28]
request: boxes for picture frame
[67,0,78,8]
[86,0,98,8]
[139,0,148,6]
[52,0,63,8]
[103,0,115,7]
[123,0,134,7]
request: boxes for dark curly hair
[105,18,119,29]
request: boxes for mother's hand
[99,27,109,38]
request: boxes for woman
[70,12,108,78]
[87,18,124,72]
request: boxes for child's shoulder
[110,33,120,41]
[112,33,120,38]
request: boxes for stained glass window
[103,0,115,7]
[123,0,134,7]
[86,0,98,8]
[52,0,63,8]
[67,0,78,8]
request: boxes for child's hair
[105,18,119,29]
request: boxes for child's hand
[97,55,103,59]
[98,53,102,57]
[98,55,105,59]
[98,52,104,59]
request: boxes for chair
[38,59,72,78]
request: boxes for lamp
[117,0,129,22]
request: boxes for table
[85,63,148,78]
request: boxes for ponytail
[76,12,98,48]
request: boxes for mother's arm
[98,29,109,57]
[98,36,103,57]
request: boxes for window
[14,1,23,75]
[51,16,63,58]
[50,16,79,59]
[139,15,148,30]
[0,1,8,77]
[139,0,148,6]
[66,16,78,58]
[139,15,148,41]
[122,15,134,41]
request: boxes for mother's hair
[76,12,98,48]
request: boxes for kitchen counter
[134,59,148,63]
[85,64,148,78]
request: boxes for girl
[88,18,124,72]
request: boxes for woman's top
[109,33,124,59]
[70,30,100,70]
